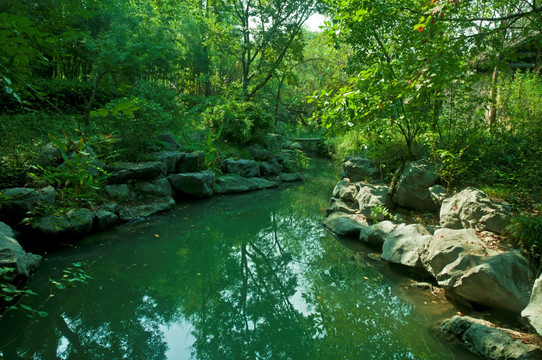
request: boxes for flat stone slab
[215,175,278,194]
[441,315,542,360]
[119,197,176,223]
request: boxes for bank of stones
[324,155,541,359]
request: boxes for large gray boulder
[176,151,204,173]
[168,170,215,198]
[422,228,499,287]
[247,144,274,161]
[260,161,283,177]
[134,178,174,198]
[332,179,359,203]
[342,156,377,181]
[393,161,439,211]
[0,186,57,222]
[33,208,95,239]
[107,161,165,184]
[119,197,176,222]
[327,198,357,215]
[0,222,41,277]
[222,159,260,178]
[450,250,534,314]
[104,184,135,202]
[356,184,388,217]
[153,133,181,151]
[440,187,511,234]
[323,213,368,238]
[153,151,184,175]
[94,210,118,231]
[215,175,278,194]
[381,223,432,271]
[522,274,542,336]
[359,220,397,247]
[441,315,542,360]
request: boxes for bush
[94,97,175,160]
[506,215,542,265]
[130,81,182,116]
[202,99,273,146]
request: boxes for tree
[227,0,320,100]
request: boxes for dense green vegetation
[0,0,541,255]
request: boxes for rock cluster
[0,142,304,242]
[324,156,541,358]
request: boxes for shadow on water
[0,159,479,359]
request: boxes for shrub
[506,215,542,265]
[95,97,175,160]
[130,81,182,115]
[202,99,273,146]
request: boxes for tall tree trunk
[84,71,105,125]
[488,65,499,133]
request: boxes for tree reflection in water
[0,160,469,359]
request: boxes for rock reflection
[0,160,472,359]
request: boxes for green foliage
[506,215,542,265]
[370,205,396,223]
[1,262,92,321]
[30,134,108,208]
[202,126,223,172]
[498,71,542,136]
[202,99,273,146]
[49,262,93,290]
[94,97,175,160]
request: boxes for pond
[0,159,478,359]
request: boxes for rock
[153,133,181,151]
[283,141,302,151]
[279,173,303,182]
[342,156,377,181]
[332,179,359,203]
[451,250,534,314]
[104,184,135,202]
[429,185,447,207]
[107,161,165,184]
[119,197,176,222]
[359,221,397,247]
[327,198,357,214]
[134,178,174,198]
[176,151,204,173]
[422,228,499,287]
[322,213,368,237]
[441,315,542,360]
[276,149,299,173]
[215,175,278,194]
[94,210,118,231]
[0,222,41,277]
[168,170,215,198]
[356,184,388,217]
[222,159,260,178]
[381,223,432,271]
[0,186,57,222]
[440,187,511,234]
[260,161,283,177]
[247,144,274,161]
[409,282,434,290]
[393,160,439,211]
[33,208,95,239]
[153,151,184,175]
[37,142,62,167]
[522,274,542,336]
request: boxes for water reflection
[0,160,476,359]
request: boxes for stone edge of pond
[323,155,542,359]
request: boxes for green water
[0,160,478,360]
